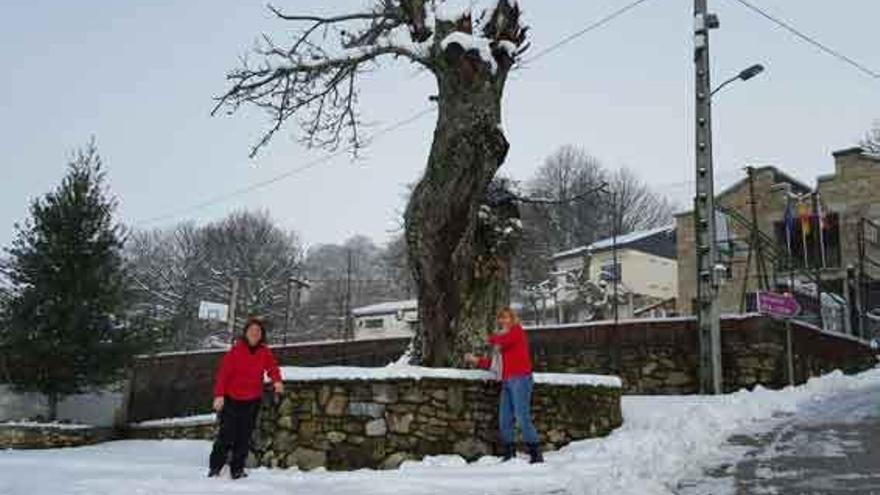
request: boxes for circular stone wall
[254,366,622,471]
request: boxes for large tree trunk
[404,45,514,367]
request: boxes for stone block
[347,402,385,418]
[365,419,387,437]
[372,383,399,404]
[325,395,348,416]
[387,412,414,434]
[292,447,326,471]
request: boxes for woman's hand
[464,353,480,367]
[273,381,284,396]
[212,396,225,412]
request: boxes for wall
[0,424,115,449]
[128,315,876,422]
[676,167,799,314]
[0,385,125,427]
[530,315,876,394]
[254,370,622,471]
[818,149,880,281]
[128,337,410,422]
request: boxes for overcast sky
[2,0,878,251]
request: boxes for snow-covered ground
[2,367,879,495]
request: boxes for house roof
[352,299,418,317]
[551,225,677,261]
[674,165,812,218]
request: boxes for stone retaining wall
[0,423,114,449]
[253,368,622,471]
[128,315,877,422]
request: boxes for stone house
[550,226,678,322]
[675,147,880,331]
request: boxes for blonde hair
[496,307,520,325]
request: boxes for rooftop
[551,225,676,261]
[352,299,418,317]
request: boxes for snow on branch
[213,0,527,157]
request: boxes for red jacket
[213,341,282,401]
[477,324,533,380]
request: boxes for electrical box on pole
[693,0,723,394]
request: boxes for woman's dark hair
[240,317,267,345]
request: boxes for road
[679,383,880,494]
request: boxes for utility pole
[283,277,293,345]
[227,276,239,344]
[693,0,723,394]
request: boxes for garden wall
[128,315,877,421]
[254,367,622,470]
[0,423,115,449]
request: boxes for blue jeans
[499,374,539,445]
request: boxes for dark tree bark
[214,0,528,367]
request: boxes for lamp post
[693,0,765,395]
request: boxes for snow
[4,367,880,495]
[351,299,417,317]
[551,225,675,260]
[440,31,498,73]
[0,420,92,430]
[279,365,622,389]
[130,414,216,429]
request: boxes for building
[351,299,418,340]
[550,225,678,322]
[675,147,880,336]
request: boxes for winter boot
[501,443,516,462]
[207,468,221,478]
[230,470,248,480]
[527,443,544,464]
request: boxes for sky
[1,0,878,251]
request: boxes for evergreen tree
[1,141,139,419]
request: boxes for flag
[783,201,795,256]
[798,202,812,236]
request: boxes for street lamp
[711,63,765,97]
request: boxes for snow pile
[130,414,216,429]
[4,368,880,495]
[280,365,622,388]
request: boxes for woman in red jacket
[465,307,543,463]
[208,317,283,479]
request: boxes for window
[364,318,384,329]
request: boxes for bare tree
[215,1,528,365]
[128,211,304,349]
[512,146,673,300]
[862,120,880,154]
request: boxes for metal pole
[811,193,824,330]
[227,276,239,345]
[612,191,619,325]
[283,277,292,345]
[694,0,722,394]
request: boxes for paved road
[679,384,880,495]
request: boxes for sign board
[756,291,801,319]
[198,301,229,322]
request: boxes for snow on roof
[279,365,622,389]
[551,225,675,260]
[352,299,418,317]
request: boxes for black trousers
[209,397,261,473]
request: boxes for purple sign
[756,291,801,318]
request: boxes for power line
[523,0,656,64]
[730,0,880,80]
[137,0,656,227]
[136,107,436,226]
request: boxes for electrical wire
[136,0,658,227]
[730,0,880,81]
[522,0,656,65]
